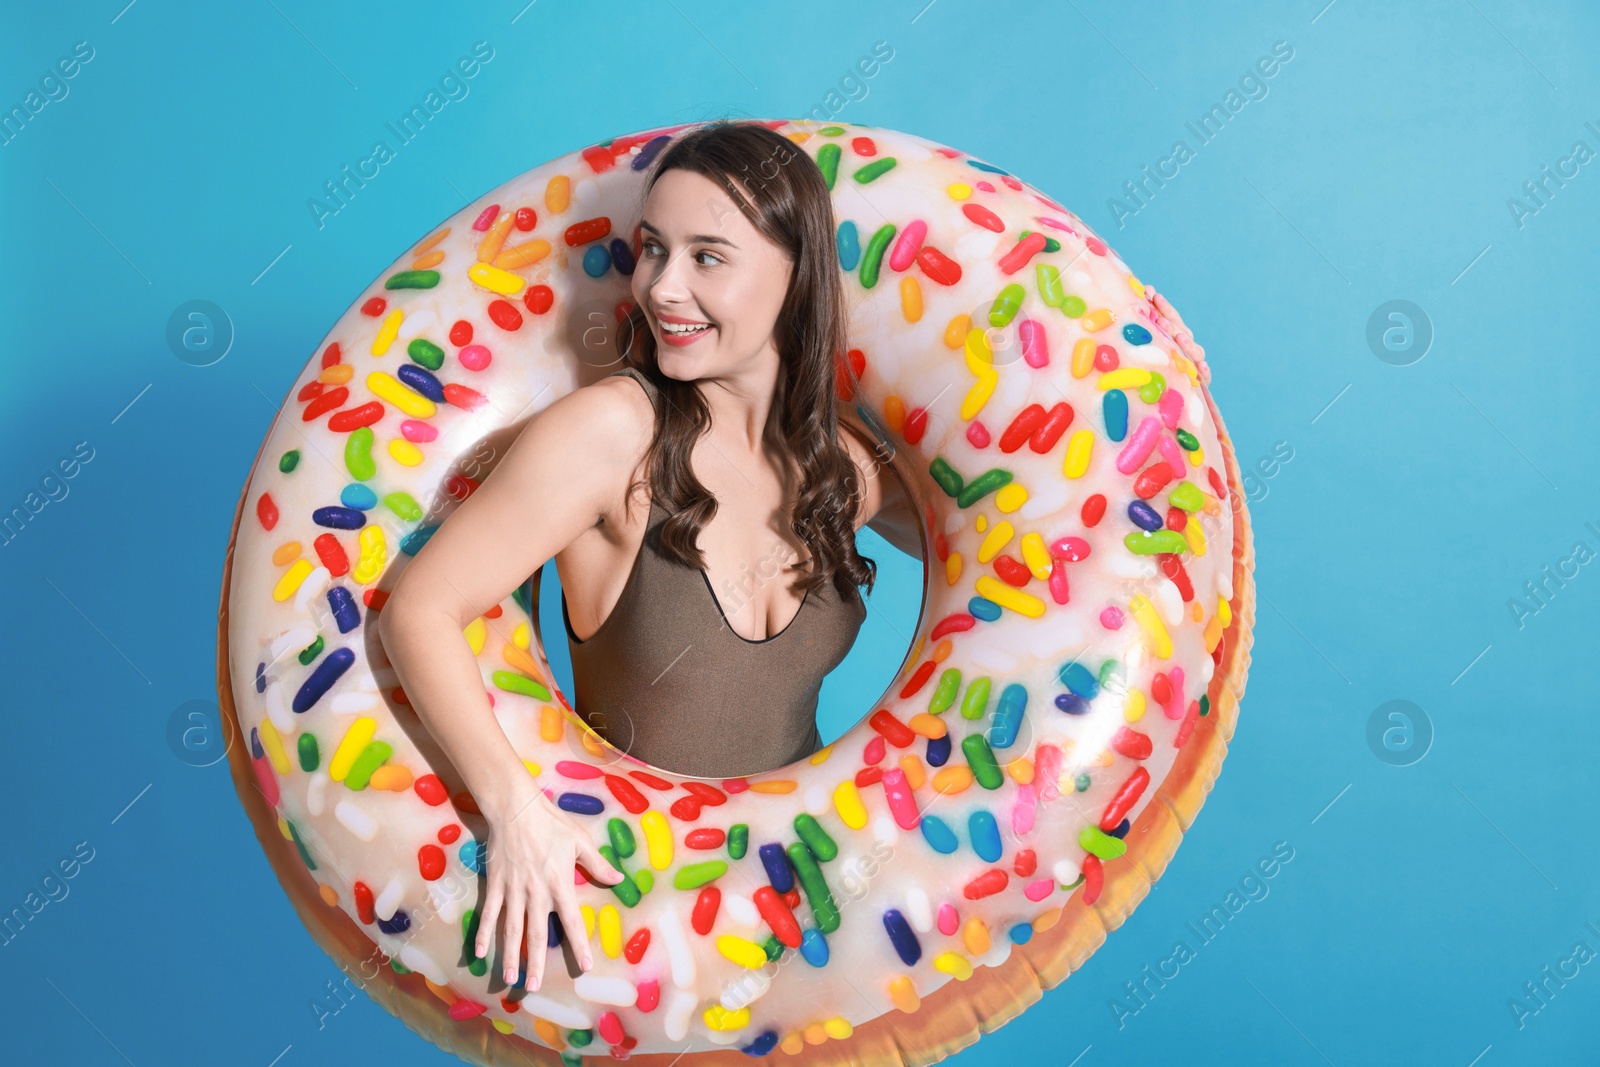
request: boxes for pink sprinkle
[1034,744,1062,803]
[1158,388,1185,429]
[937,902,959,936]
[863,735,886,765]
[1024,878,1054,902]
[458,344,492,371]
[1115,416,1162,474]
[1157,434,1186,477]
[1019,318,1049,368]
[556,760,602,779]
[400,419,437,443]
[1036,215,1074,235]
[966,420,990,448]
[1100,606,1125,629]
[636,978,660,1012]
[975,180,995,192]
[1164,667,1186,719]
[472,204,500,231]
[1012,783,1037,836]
[889,219,927,272]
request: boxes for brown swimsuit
[561,367,868,779]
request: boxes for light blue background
[3,1,1597,1064]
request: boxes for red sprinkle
[1093,344,1119,371]
[684,828,726,850]
[903,407,929,445]
[1133,462,1176,500]
[320,342,342,367]
[899,660,937,699]
[962,868,1009,899]
[998,232,1047,275]
[999,405,1046,453]
[360,297,386,317]
[524,285,554,315]
[564,218,612,246]
[1099,766,1150,832]
[691,887,720,935]
[419,843,446,880]
[869,710,916,748]
[624,928,650,964]
[297,381,324,402]
[1110,726,1153,760]
[863,735,886,765]
[993,554,1032,587]
[443,383,488,410]
[1013,849,1037,877]
[1082,854,1104,905]
[753,885,803,947]
[353,880,375,924]
[514,206,537,231]
[328,401,384,432]
[449,320,473,346]
[414,775,448,806]
[682,782,727,806]
[302,387,349,422]
[855,766,884,788]
[313,533,349,577]
[487,299,523,331]
[628,770,673,791]
[962,203,1004,233]
[1081,493,1107,527]
[929,613,976,641]
[604,774,649,815]
[255,492,278,531]
[916,245,962,285]
[1030,402,1074,452]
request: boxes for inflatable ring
[218,119,1256,1064]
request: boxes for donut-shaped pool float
[218,119,1256,1064]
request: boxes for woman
[379,121,922,990]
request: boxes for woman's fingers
[551,877,591,971]
[501,886,525,985]
[578,838,623,884]
[525,888,551,990]
[476,875,503,959]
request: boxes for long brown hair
[617,120,876,603]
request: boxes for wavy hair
[616,120,876,603]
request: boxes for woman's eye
[696,251,721,267]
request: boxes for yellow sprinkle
[809,743,834,765]
[1063,429,1094,478]
[462,617,487,657]
[272,558,314,602]
[413,226,451,256]
[945,551,963,585]
[512,621,531,650]
[1098,368,1152,390]
[961,373,997,422]
[475,210,515,263]
[715,936,767,970]
[898,754,925,790]
[1124,688,1148,722]
[319,363,354,385]
[1006,755,1034,784]
[545,174,571,213]
[748,779,797,794]
[580,903,595,939]
[994,483,1028,513]
[371,308,403,355]
[1218,595,1233,626]
[889,974,921,1013]
[833,781,868,830]
[823,1017,852,1039]
[276,815,293,841]
[521,759,541,780]
[1189,446,1205,467]
[1128,594,1173,659]
[943,314,970,349]
[1070,337,1096,377]
[1081,308,1114,332]
[946,182,973,200]
[367,371,436,418]
[467,260,526,295]
[1128,273,1145,297]
[598,904,622,958]
[961,917,991,955]
[352,525,387,585]
[974,575,1046,618]
[933,951,974,980]
[976,520,1014,563]
[931,765,973,795]
[387,438,423,467]
[1020,532,1052,579]
[899,275,923,323]
[1183,517,1209,557]
[906,712,947,739]
[640,810,673,870]
[260,717,292,775]
[492,238,551,271]
[328,717,377,782]
[975,514,987,533]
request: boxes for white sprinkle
[334,797,377,841]
[573,974,638,1006]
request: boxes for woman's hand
[475,779,625,989]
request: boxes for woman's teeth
[662,321,712,335]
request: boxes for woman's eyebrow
[640,219,739,248]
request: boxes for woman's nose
[646,247,693,302]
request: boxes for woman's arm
[838,418,925,560]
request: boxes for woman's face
[631,168,794,383]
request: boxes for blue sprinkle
[1108,817,1131,839]
[548,912,565,947]
[1122,323,1152,346]
[250,726,264,759]
[557,792,604,816]
[759,843,795,893]
[339,483,378,510]
[632,134,670,172]
[882,908,922,965]
[836,220,861,272]
[1102,388,1129,442]
[798,927,829,967]
[1055,692,1090,715]
[459,840,486,875]
[396,363,445,403]
[312,506,366,530]
[1057,661,1100,700]
[1127,500,1163,531]
[1008,923,1034,944]
[293,646,355,713]
[968,810,1002,862]
[255,662,267,694]
[582,244,612,278]
[400,524,439,555]
[920,815,958,854]
[609,237,636,276]
[925,733,952,767]
[327,586,360,634]
[377,909,411,934]
[989,683,1026,748]
[967,597,1002,622]
[741,1030,780,1057]
[967,159,1010,176]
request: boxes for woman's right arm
[376,377,650,989]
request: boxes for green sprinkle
[279,450,300,473]
[929,457,964,498]
[786,841,839,933]
[597,846,640,907]
[491,670,551,701]
[1079,825,1127,860]
[793,813,837,862]
[961,733,1003,790]
[859,223,896,288]
[385,270,440,290]
[607,817,636,859]
[852,157,897,184]
[816,142,841,188]
[728,823,748,860]
[929,668,961,714]
[343,741,392,791]
[633,869,654,895]
[990,283,1025,327]
[956,468,1012,508]
[1169,481,1205,512]
[1124,530,1188,555]
[1175,428,1200,451]
[1061,295,1087,318]
[672,861,727,890]
[345,425,375,481]
[383,491,423,522]
[407,338,445,370]
[960,676,992,721]
[297,733,319,772]
[298,635,324,665]
[1036,263,1064,307]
